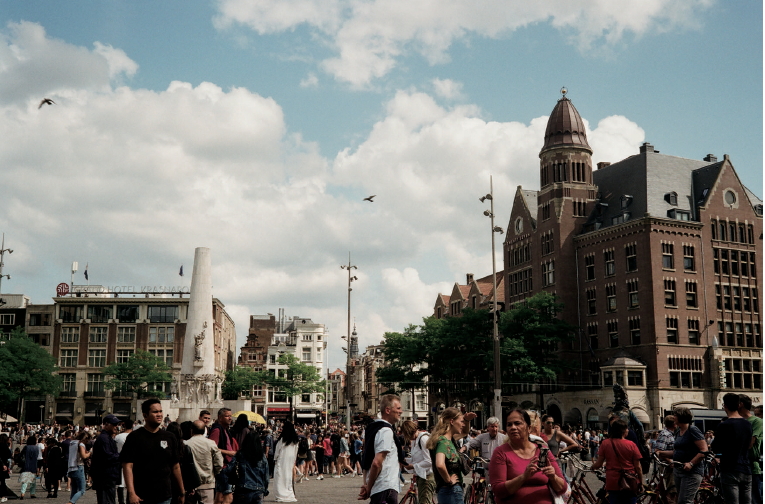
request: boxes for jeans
[69,467,86,504]
[673,469,702,504]
[720,471,752,504]
[753,474,763,504]
[436,484,464,504]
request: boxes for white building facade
[265,315,327,422]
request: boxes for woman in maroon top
[591,419,644,504]
[489,409,567,504]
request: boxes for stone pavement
[4,470,607,504]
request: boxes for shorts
[215,473,233,495]
[307,451,315,462]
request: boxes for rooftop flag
[179,265,184,277]
[84,263,89,281]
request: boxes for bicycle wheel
[637,491,661,504]
[694,489,722,504]
[463,484,474,504]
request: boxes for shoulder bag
[609,439,641,495]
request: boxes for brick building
[499,91,762,427]
[47,287,236,425]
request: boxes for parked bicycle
[463,457,493,504]
[637,453,678,504]
[693,452,723,504]
[561,451,608,504]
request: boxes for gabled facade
[434,272,505,319]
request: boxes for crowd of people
[0,392,761,504]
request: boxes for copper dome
[541,96,591,154]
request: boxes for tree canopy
[0,328,61,417]
[376,292,575,407]
[222,366,267,400]
[103,349,173,399]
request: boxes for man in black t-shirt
[121,399,184,504]
[712,393,753,504]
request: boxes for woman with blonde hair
[426,408,476,504]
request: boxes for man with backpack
[358,394,403,504]
[208,408,238,504]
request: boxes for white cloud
[0,21,137,104]
[432,78,464,100]
[1,23,648,370]
[215,0,714,85]
[300,72,319,88]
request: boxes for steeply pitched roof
[691,161,724,207]
[585,148,714,231]
[520,190,538,226]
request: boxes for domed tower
[535,89,598,327]
[539,88,593,188]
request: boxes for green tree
[264,354,326,420]
[222,366,268,400]
[377,292,575,412]
[103,349,173,399]
[0,328,61,420]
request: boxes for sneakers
[317,475,324,480]
[332,475,340,478]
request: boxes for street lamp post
[0,233,13,297]
[480,176,504,420]
[341,253,358,429]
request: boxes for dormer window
[620,195,633,209]
[756,204,763,216]
[665,192,678,206]
[668,209,691,221]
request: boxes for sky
[0,0,761,373]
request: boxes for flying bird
[363,195,376,202]
[38,98,55,109]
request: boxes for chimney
[639,142,654,153]
[597,162,611,170]
[703,154,717,163]
[466,273,474,284]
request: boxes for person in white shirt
[466,417,507,479]
[358,395,403,504]
[401,421,434,504]
[114,420,133,504]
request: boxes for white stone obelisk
[176,247,222,422]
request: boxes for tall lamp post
[480,176,504,420]
[341,253,358,429]
[0,233,13,298]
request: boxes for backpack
[360,422,404,471]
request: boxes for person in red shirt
[208,408,238,504]
[489,409,567,504]
[591,419,644,504]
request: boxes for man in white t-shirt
[358,394,403,504]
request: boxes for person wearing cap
[91,415,122,504]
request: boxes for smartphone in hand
[538,447,549,467]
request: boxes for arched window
[720,222,727,241]
[730,223,736,242]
